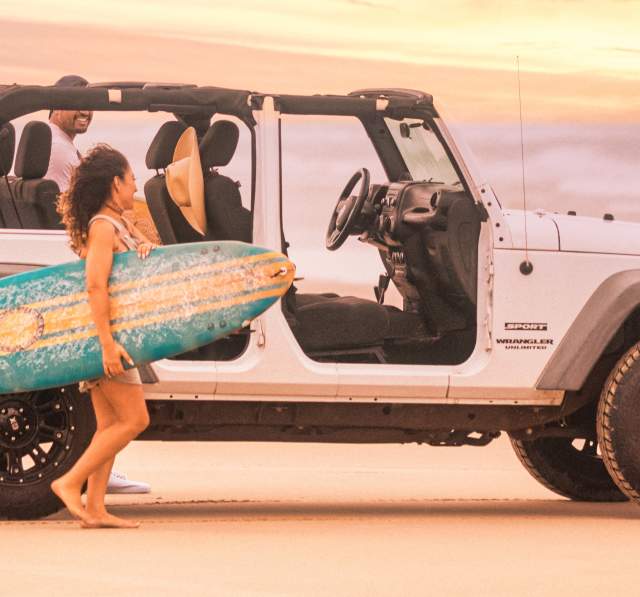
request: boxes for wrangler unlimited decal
[496,338,554,350]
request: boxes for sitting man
[47,74,151,495]
[45,74,93,192]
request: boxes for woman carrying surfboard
[51,144,157,529]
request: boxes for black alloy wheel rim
[550,436,602,462]
[0,388,77,486]
[574,437,599,458]
[548,436,610,477]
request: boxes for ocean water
[8,113,640,298]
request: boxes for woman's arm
[85,221,133,376]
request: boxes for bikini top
[88,214,139,251]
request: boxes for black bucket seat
[199,120,252,242]
[0,123,15,178]
[146,120,252,244]
[144,120,204,244]
[289,289,428,355]
[0,121,62,229]
[0,122,20,228]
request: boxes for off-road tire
[597,343,640,503]
[510,436,627,502]
[0,385,95,520]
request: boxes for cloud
[1,16,638,123]
[344,0,391,8]
[609,46,640,54]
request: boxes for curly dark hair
[57,144,130,253]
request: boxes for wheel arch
[538,270,640,392]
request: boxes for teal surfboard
[0,241,295,394]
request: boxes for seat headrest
[0,123,15,176]
[146,121,188,170]
[15,121,52,180]
[199,120,239,169]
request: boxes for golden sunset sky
[1,0,639,121]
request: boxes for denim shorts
[79,368,142,393]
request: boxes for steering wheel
[326,168,370,251]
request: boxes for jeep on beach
[1,82,640,519]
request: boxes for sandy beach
[3,437,639,597]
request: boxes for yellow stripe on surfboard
[34,260,288,338]
[24,251,282,312]
[0,253,294,358]
[26,284,289,353]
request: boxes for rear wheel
[597,343,640,503]
[510,435,627,502]
[0,386,95,519]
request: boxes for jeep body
[1,83,638,518]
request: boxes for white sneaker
[106,470,151,494]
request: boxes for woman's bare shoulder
[88,218,117,236]
[86,219,117,250]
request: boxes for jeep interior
[0,84,483,367]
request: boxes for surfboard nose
[263,255,296,293]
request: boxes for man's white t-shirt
[45,122,80,192]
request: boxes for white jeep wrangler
[1,83,639,519]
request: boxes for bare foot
[51,478,90,523]
[81,512,140,529]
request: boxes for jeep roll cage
[0,82,452,193]
[0,83,438,126]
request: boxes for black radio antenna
[517,56,533,275]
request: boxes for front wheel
[0,386,95,519]
[597,343,640,503]
[510,435,627,502]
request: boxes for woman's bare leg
[85,385,117,517]
[51,380,149,525]
[84,385,139,528]
[82,386,129,528]
[85,457,115,516]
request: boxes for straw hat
[166,127,206,235]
